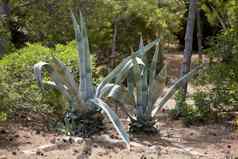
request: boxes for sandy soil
[0,114,238,159]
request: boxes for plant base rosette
[64,111,104,137]
[129,118,159,134]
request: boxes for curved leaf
[51,57,78,96]
[106,84,135,106]
[151,65,204,117]
[88,98,130,145]
[33,61,71,99]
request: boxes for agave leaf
[149,64,167,109]
[149,43,160,84]
[88,98,130,145]
[72,12,94,101]
[97,83,115,98]
[33,62,49,88]
[51,57,78,96]
[40,81,67,90]
[146,43,161,114]
[33,62,71,100]
[98,83,135,119]
[96,38,160,97]
[34,61,88,112]
[114,59,134,84]
[127,69,134,98]
[96,58,132,97]
[131,57,147,119]
[105,84,136,120]
[137,37,160,58]
[107,84,135,106]
[151,65,204,117]
[114,57,144,84]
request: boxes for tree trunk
[180,0,197,97]
[0,0,11,56]
[196,8,203,62]
[111,23,117,57]
[0,38,5,57]
[0,39,3,58]
[110,22,118,68]
[1,0,11,17]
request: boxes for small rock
[227,145,231,149]
[12,151,17,155]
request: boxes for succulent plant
[33,12,160,144]
[106,36,203,134]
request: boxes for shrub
[0,41,100,120]
[195,29,238,112]
[172,90,218,126]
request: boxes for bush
[171,90,216,125]
[196,29,238,112]
[0,41,100,120]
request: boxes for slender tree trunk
[2,0,10,17]
[196,8,203,62]
[0,0,11,56]
[0,38,5,57]
[110,22,117,69]
[111,22,117,57]
[180,0,197,97]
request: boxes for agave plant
[33,13,160,144]
[107,37,203,134]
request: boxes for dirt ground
[0,53,237,159]
[0,113,238,159]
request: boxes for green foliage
[172,90,215,126]
[0,41,100,119]
[1,0,185,62]
[196,29,238,112]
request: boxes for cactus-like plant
[107,37,203,134]
[33,13,160,144]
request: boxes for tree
[196,7,203,62]
[180,0,197,98]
